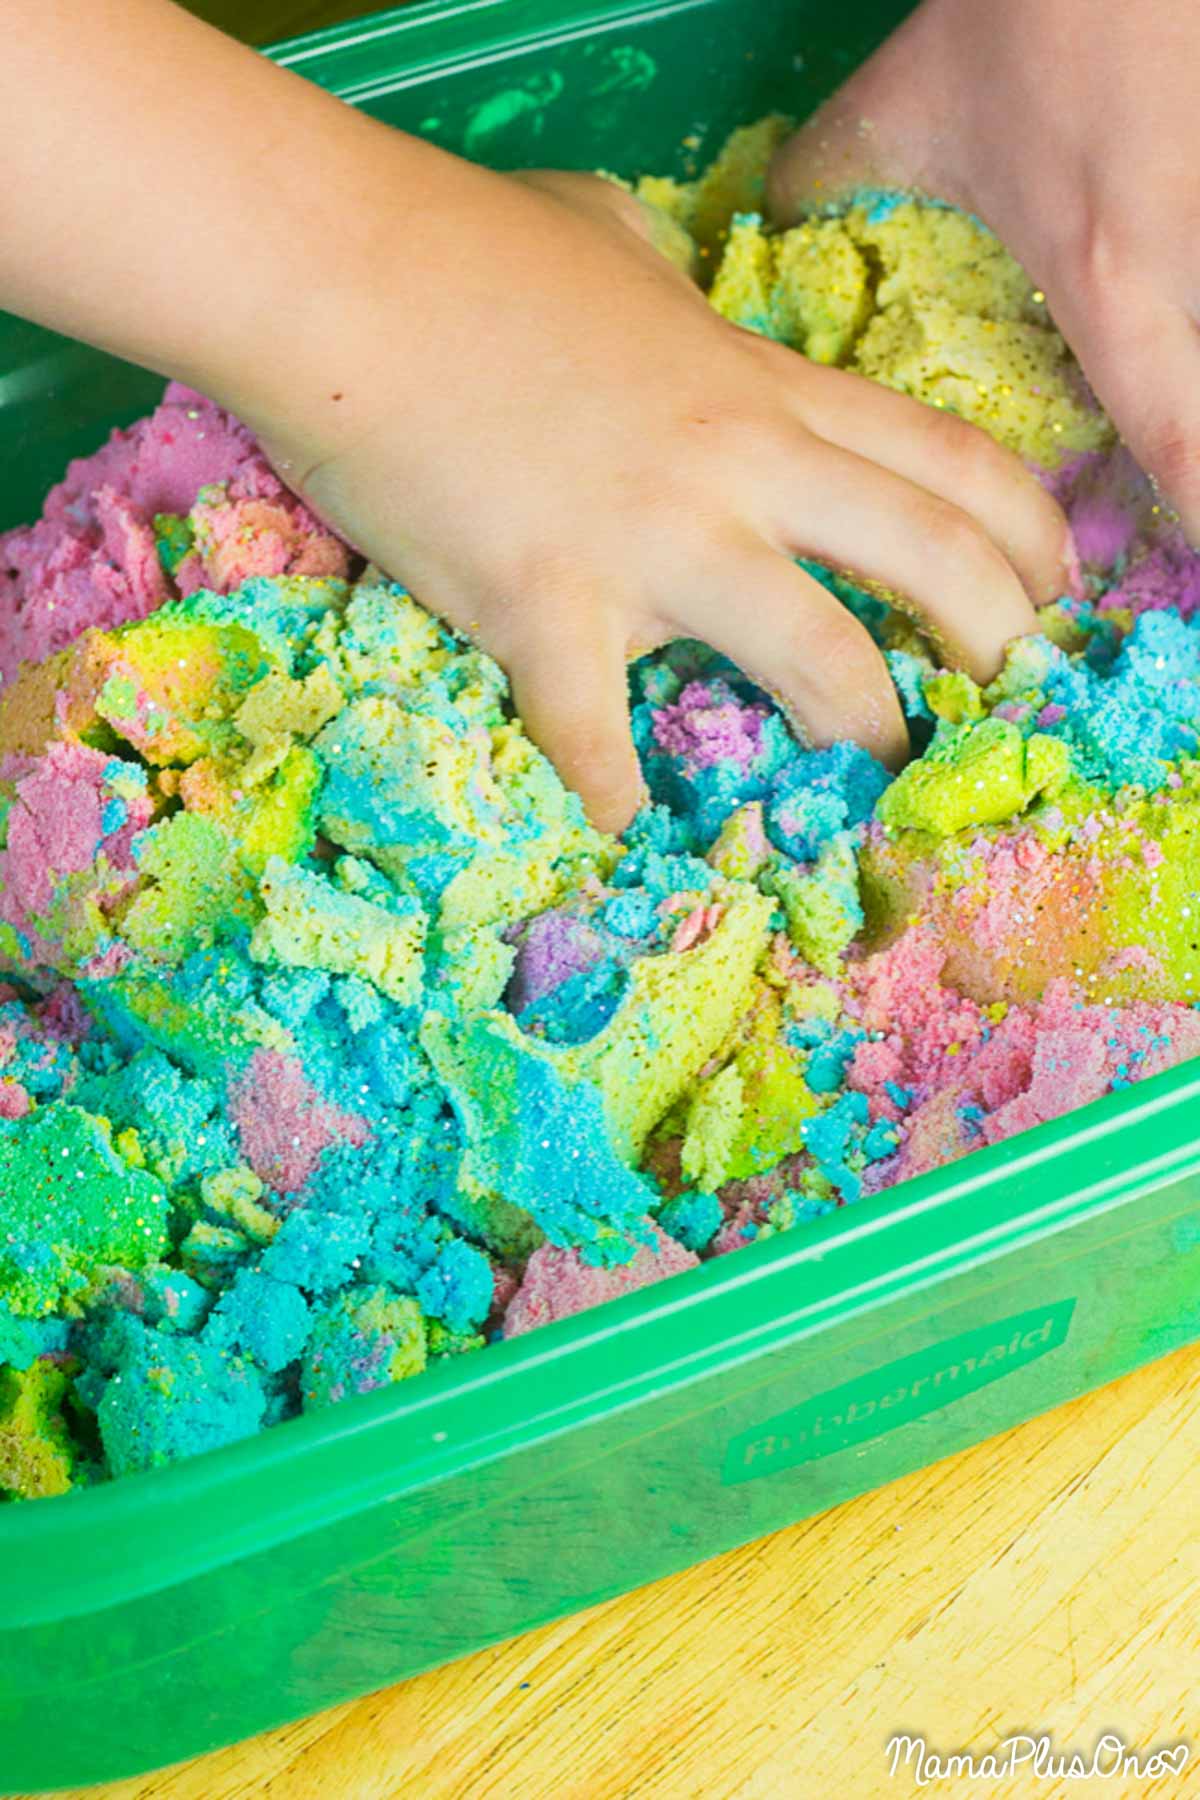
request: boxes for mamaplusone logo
[885,1732,1191,1785]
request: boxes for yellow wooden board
[26,1339,1200,1800]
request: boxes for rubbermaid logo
[723,1298,1076,1485]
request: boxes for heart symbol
[1160,1745,1190,1775]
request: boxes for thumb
[765,15,963,226]
[1048,278,1200,544]
[766,91,887,227]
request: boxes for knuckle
[744,330,804,381]
[509,546,597,612]
[1136,419,1200,500]
[913,497,999,572]
[564,715,620,765]
[1057,205,1131,298]
[927,408,1009,483]
[1079,231,1122,297]
[789,594,871,671]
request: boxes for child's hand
[1,0,1073,834]
[768,0,1200,541]
[253,162,1070,830]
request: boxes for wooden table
[27,7,1198,1794]
[28,1338,1200,1800]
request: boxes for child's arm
[1,0,1073,829]
[769,0,1200,540]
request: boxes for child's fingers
[676,541,909,768]
[507,620,646,836]
[777,355,1077,602]
[766,435,1038,680]
[1047,282,1200,544]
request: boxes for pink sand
[0,741,152,946]
[0,383,349,684]
[652,679,768,775]
[846,926,1200,1186]
[228,1049,370,1195]
[503,1222,698,1336]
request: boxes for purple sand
[651,680,768,775]
[504,910,609,1013]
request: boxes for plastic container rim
[3,1049,1198,1629]
[2,0,1197,1633]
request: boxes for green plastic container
[4,2,1200,1788]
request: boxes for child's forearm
[2,0,1072,830]
[0,0,493,437]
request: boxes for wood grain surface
[29,1338,1200,1800]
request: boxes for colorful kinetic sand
[4,124,1200,1500]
